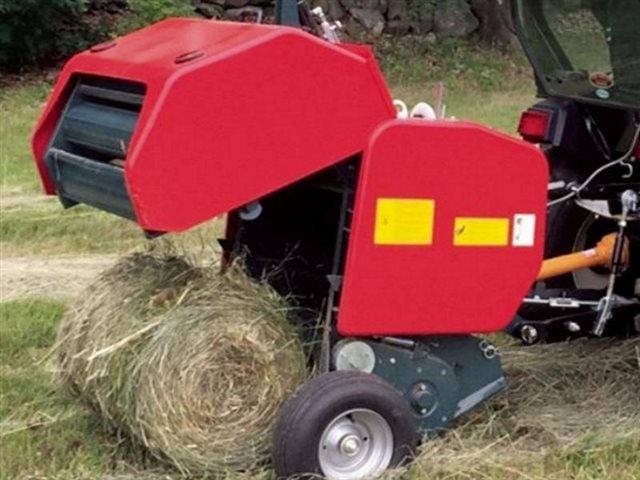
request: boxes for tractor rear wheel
[545,201,638,293]
[545,201,612,289]
[272,371,419,480]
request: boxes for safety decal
[374,198,435,245]
[453,217,510,247]
[512,214,536,247]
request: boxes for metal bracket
[523,296,600,309]
[593,189,638,336]
[331,336,506,435]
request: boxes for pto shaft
[537,233,629,281]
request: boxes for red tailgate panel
[338,121,548,336]
[33,19,395,232]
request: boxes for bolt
[389,357,396,365]
[521,325,539,345]
[565,321,581,333]
[440,369,447,376]
[339,435,361,457]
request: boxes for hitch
[594,190,639,335]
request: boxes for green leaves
[0,0,195,71]
[116,0,195,34]
[0,0,96,71]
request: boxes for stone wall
[193,0,488,40]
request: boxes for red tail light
[518,109,552,143]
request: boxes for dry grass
[55,253,309,477]
[404,337,640,480]
[0,254,117,302]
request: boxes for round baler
[32,1,639,478]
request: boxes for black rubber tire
[544,201,636,292]
[544,201,593,288]
[272,371,419,480]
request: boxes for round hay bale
[55,253,309,476]
[56,253,200,422]
[129,272,309,474]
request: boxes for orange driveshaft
[537,233,629,281]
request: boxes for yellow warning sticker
[374,198,435,245]
[453,217,510,247]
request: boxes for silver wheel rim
[318,408,394,480]
[572,214,610,290]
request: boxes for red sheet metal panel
[338,120,548,336]
[32,18,395,231]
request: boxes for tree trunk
[469,0,514,45]
[387,0,409,35]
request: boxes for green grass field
[1,39,639,480]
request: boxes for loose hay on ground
[55,253,309,476]
[407,337,640,480]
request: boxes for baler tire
[272,370,419,480]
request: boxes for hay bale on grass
[131,276,308,474]
[56,253,200,422]
[55,253,309,476]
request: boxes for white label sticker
[512,214,536,247]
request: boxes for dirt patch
[0,194,54,210]
[0,255,117,301]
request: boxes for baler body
[340,120,548,336]
[33,18,395,232]
[32,18,548,337]
[31,16,554,462]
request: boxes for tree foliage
[0,0,515,72]
[0,0,193,72]
[117,0,194,33]
[0,0,99,71]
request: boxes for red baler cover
[33,19,395,232]
[338,121,548,336]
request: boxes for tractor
[31,1,638,478]
[509,0,640,344]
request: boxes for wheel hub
[339,434,361,456]
[318,409,393,480]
